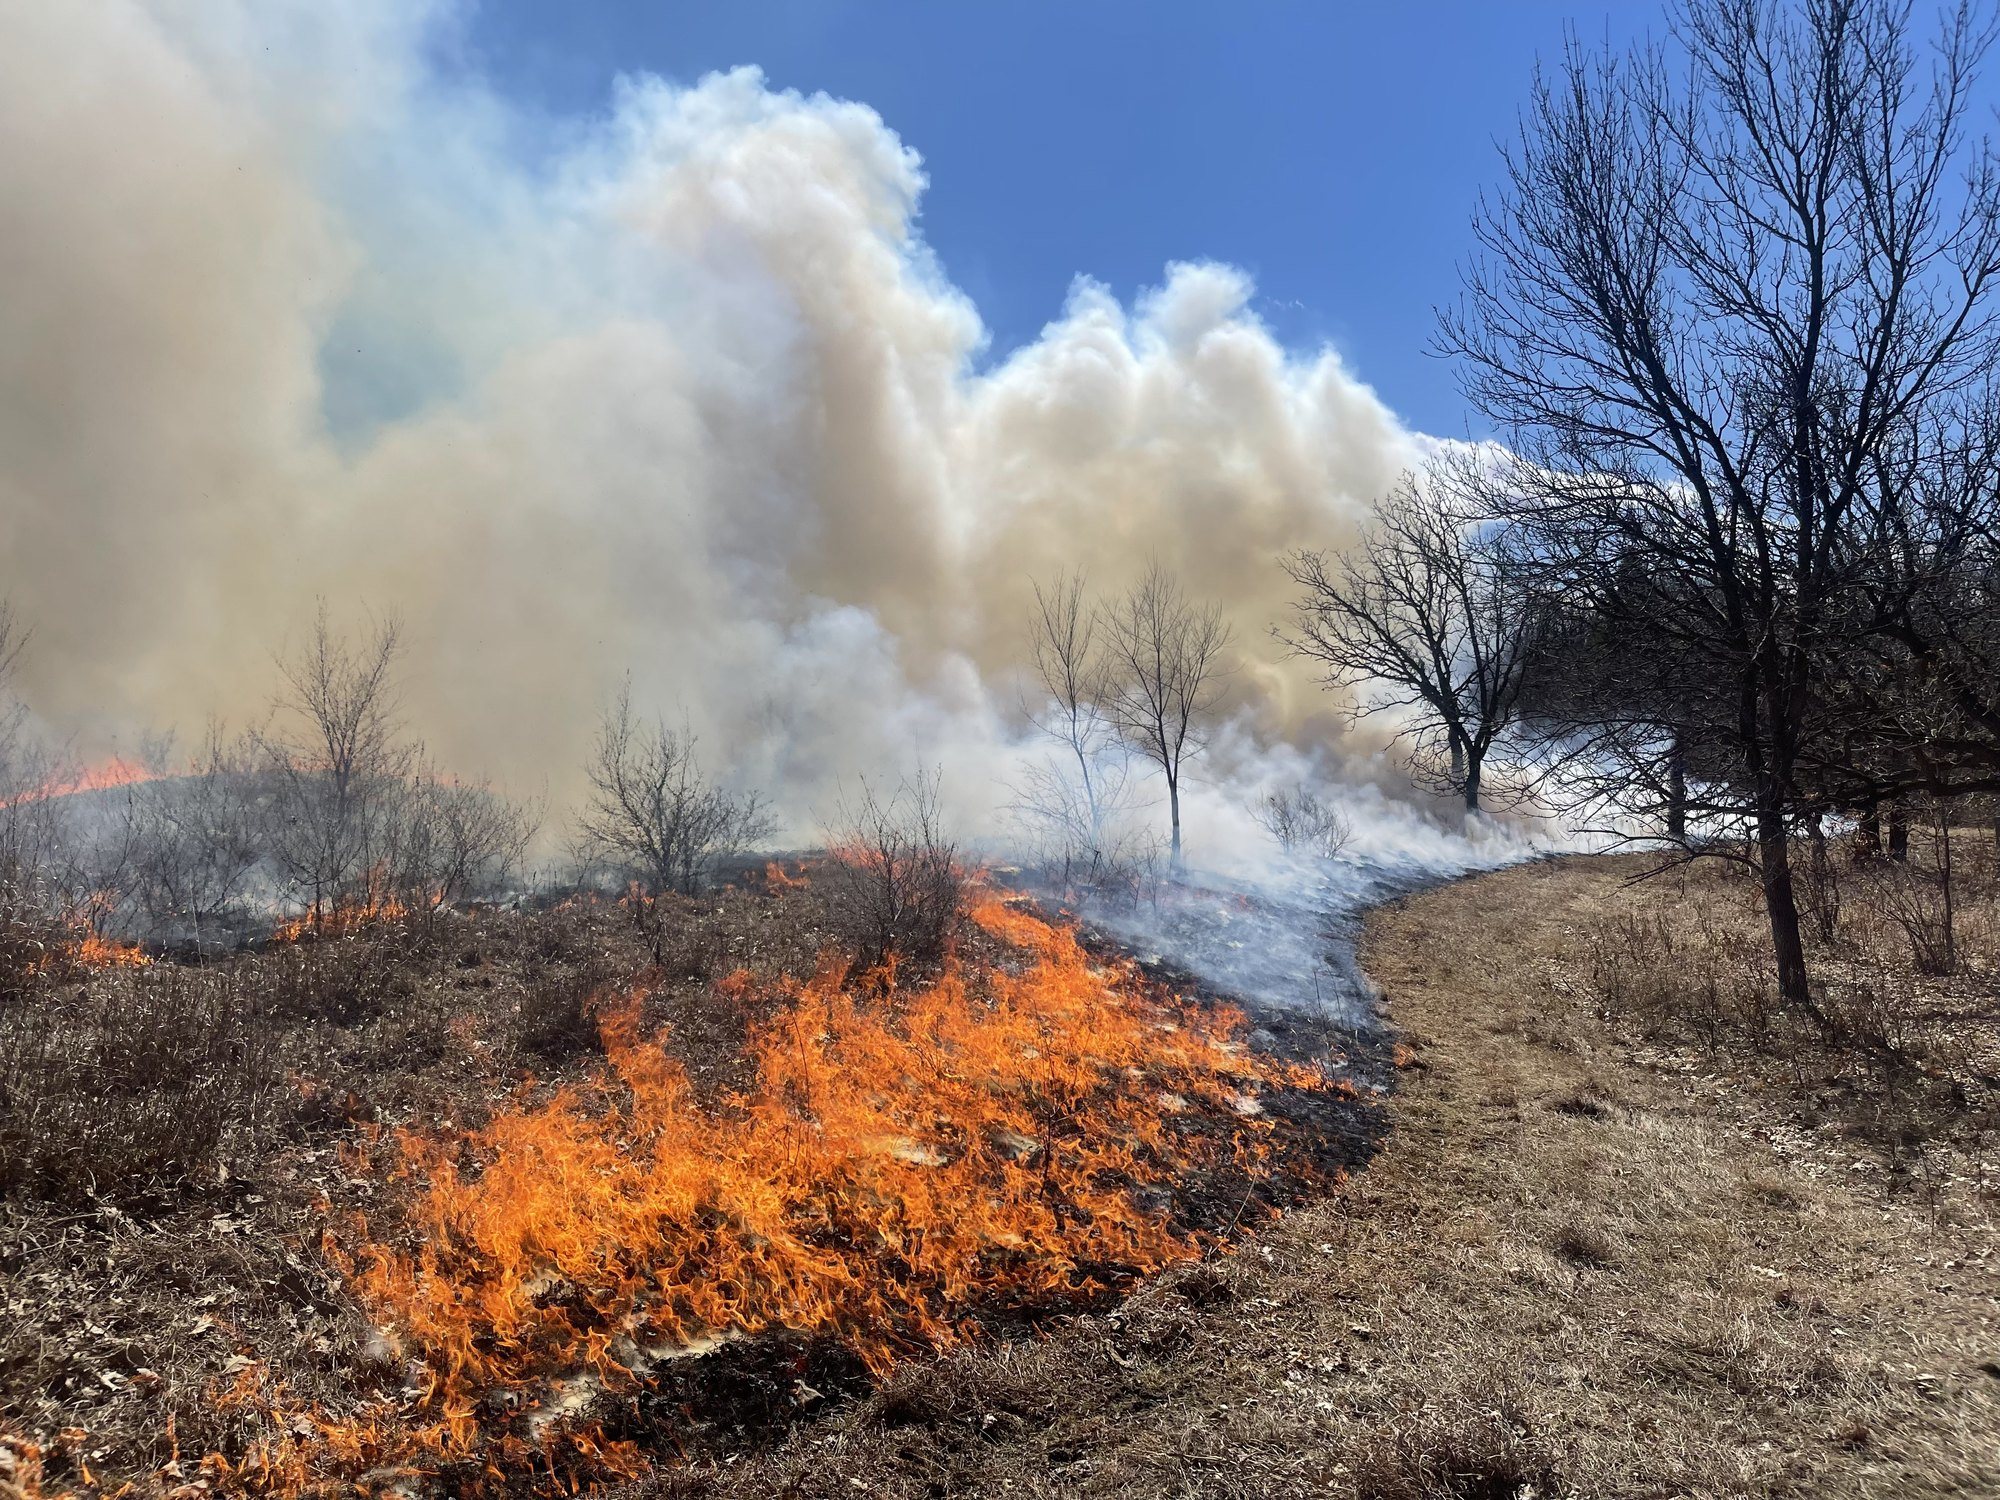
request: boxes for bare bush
[254,931,415,1026]
[126,723,266,948]
[254,607,534,936]
[0,967,278,1203]
[1586,906,1779,1051]
[823,770,964,972]
[513,954,616,1061]
[1864,804,1963,976]
[1251,785,1353,860]
[386,765,538,917]
[575,686,772,898]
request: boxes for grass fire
[182,878,1346,1497]
[10,1,2000,1496]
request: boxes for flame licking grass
[0,754,158,810]
[215,882,1346,1493]
[26,896,151,974]
[271,868,417,944]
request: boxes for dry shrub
[0,879,101,1004]
[822,771,964,971]
[513,955,617,1061]
[622,888,737,983]
[256,926,422,1025]
[0,966,278,1203]
[1584,857,2000,1148]
[1585,905,1778,1047]
[1872,861,1960,976]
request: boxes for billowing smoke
[0,1,1456,849]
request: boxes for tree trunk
[1167,772,1183,872]
[1756,798,1814,1016]
[1666,738,1687,839]
[1888,801,1909,862]
[1939,805,1957,973]
[1462,750,1483,814]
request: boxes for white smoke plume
[0,1,1479,853]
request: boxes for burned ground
[0,866,1369,1497]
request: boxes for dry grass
[629,855,2000,1499]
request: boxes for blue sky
[445,1,1638,439]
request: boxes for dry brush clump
[1582,853,2000,1144]
[0,965,280,1204]
[820,771,966,973]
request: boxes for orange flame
[25,894,151,975]
[763,859,809,891]
[272,867,417,944]
[0,754,158,810]
[215,882,1340,1493]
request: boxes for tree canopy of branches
[1282,456,1535,814]
[1443,0,2000,1011]
[1097,564,1234,871]
[575,686,773,897]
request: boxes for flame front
[0,755,158,811]
[211,883,1344,1494]
[271,867,419,944]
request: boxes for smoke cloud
[0,1,1450,846]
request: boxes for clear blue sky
[445,2,1642,439]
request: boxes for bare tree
[257,604,417,928]
[1441,0,2000,1013]
[1017,571,1139,883]
[1098,564,1233,870]
[574,685,773,898]
[1281,457,1534,814]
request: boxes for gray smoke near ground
[0,1,1509,860]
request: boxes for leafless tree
[127,722,265,947]
[574,685,773,897]
[1017,571,1140,883]
[1098,563,1233,870]
[256,605,417,927]
[1440,0,2000,1013]
[822,769,963,971]
[1252,784,1354,860]
[1281,456,1535,814]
